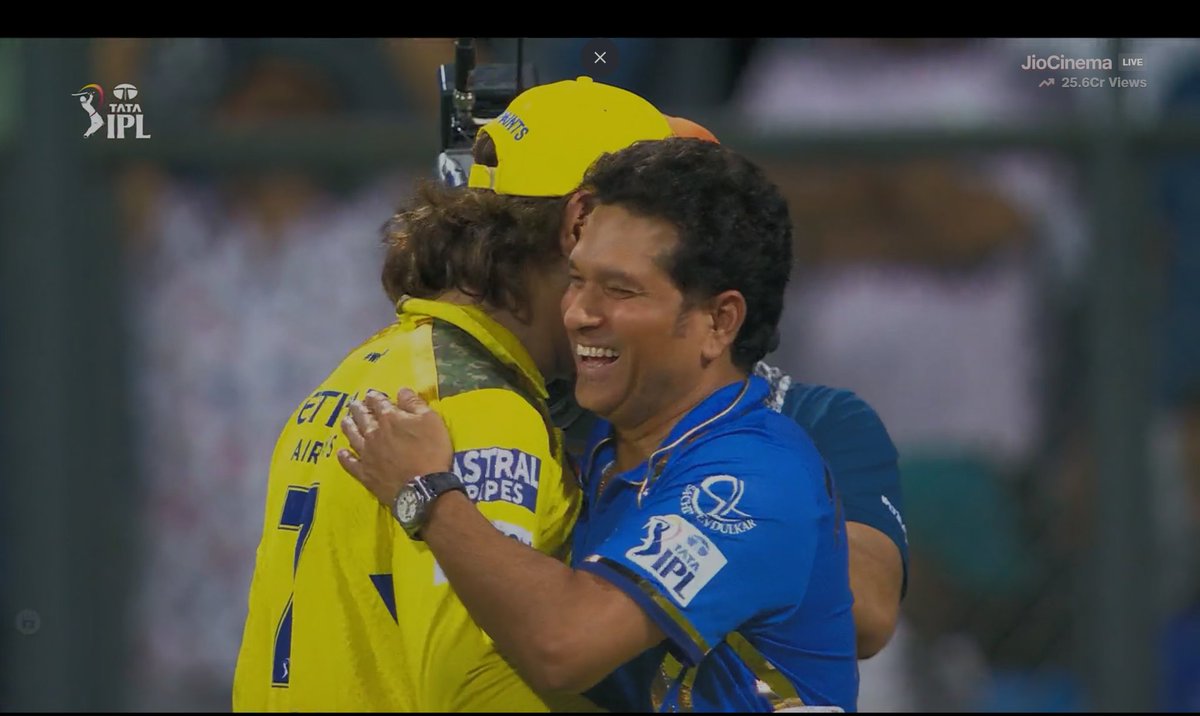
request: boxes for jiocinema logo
[1021,54,1113,71]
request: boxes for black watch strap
[421,471,466,501]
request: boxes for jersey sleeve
[437,388,580,557]
[784,385,910,594]
[575,434,830,667]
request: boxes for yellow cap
[468,77,672,197]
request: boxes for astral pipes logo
[70,82,151,139]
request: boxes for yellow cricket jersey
[233,297,587,712]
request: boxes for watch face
[396,489,421,524]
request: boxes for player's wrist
[421,488,472,540]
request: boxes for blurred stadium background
[1,37,1199,712]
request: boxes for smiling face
[557,138,794,435]
[561,203,720,430]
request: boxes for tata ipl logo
[70,82,151,139]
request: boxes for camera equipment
[436,38,538,187]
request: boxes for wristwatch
[393,471,466,540]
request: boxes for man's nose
[562,285,603,332]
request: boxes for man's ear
[560,190,594,256]
[701,290,747,363]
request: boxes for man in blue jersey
[468,104,907,664]
[339,138,859,710]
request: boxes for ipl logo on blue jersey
[626,515,727,607]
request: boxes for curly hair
[579,137,793,371]
[380,131,569,319]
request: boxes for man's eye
[606,286,637,298]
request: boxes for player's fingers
[336,448,362,480]
[364,390,396,416]
[340,413,366,455]
[395,387,431,415]
[348,399,377,434]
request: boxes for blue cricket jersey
[780,383,908,595]
[572,376,859,712]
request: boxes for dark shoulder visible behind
[431,321,522,400]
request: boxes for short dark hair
[579,138,793,371]
[380,131,568,318]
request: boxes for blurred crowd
[92,38,1200,711]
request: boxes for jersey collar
[586,376,770,506]
[396,296,548,400]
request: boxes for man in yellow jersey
[232,77,673,712]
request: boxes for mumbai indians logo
[681,474,757,535]
[70,82,151,139]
